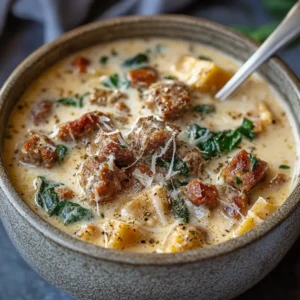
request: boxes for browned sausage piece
[220,150,269,193]
[128,67,158,88]
[88,131,135,168]
[128,116,179,157]
[217,184,248,219]
[20,132,58,168]
[57,111,114,142]
[185,179,218,209]
[31,100,53,125]
[72,56,90,73]
[144,80,190,120]
[80,156,128,204]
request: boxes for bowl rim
[0,14,299,266]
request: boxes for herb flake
[194,104,215,114]
[279,164,290,169]
[197,55,212,61]
[99,56,109,65]
[236,177,243,185]
[249,153,258,171]
[56,144,68,161]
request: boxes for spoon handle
[216,1,300,101]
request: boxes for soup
[4,38,298,253]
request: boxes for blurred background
[0,0,299,299]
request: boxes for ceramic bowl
[0,15,299,300]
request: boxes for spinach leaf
[35,177,92,224]
[56,144,68,161]
[157,157,189,177]
[197,55,212,61]
[249,153,258,171]
[236,118,255,140]
[171,194,190,223]
[35,177,61,214]
[194,104,215,114]
[99,56,109,65]
[57,98,77,107]
[122,53,149,68]
[57,92,89,108]
[102,73,130,90]
[52,201,92,225]
[188,118,255,159]
[216,130,242,152]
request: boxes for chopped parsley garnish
[57,92,89,108]
[122,53,149,69]
[102,73,130,90]
[249,153,258,171]
[111,49,118,56]
[56,144,68,161]
[194,104,216,114]
[171,194,190,223]
[164,75,176,80]
[157,157,189,177]
[188,118,255,159]
[279,164,290,169]
[99,56,109,65]
[57,97,77,107]
[236,177,243,185]
[197,55,212,61]
[35,177,92,224]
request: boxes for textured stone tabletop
[0,1,300,299]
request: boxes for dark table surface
[1,1,300,299]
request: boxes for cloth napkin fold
[0,0,194,43]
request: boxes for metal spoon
[215,1,300,101]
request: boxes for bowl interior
[0,15,299,265]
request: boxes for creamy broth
[4,38,299,253]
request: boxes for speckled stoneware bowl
[0,15,299,300]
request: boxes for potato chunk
[164,224,206,253]
[102,220,142,250]
[121,185,171,226]
[235,197,279,236]
[258,102,273,126]
[174,55,232,93]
